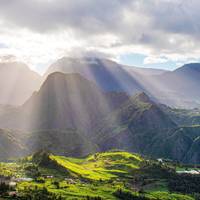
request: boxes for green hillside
[0,151,199,200]
[50,151,142,181]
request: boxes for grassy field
[0,151,198,200]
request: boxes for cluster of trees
[86,196,103,200]
[18,187,63,200]
[0,182,10,195]
[140,162,175,179]
[31,151,69,174]
[113,188,149,200]
[25,165,41,178]
[169,174,200,194]
[132,161,175,191]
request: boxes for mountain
[149,63,200,108]
[0,72,129,133]
[92,93,200,164]
[94,92,177,154]
[0,73,177,160]
[0,62,42,105]
[0,128,96,161]
[24,129,96,157]
[1,58,199,108]
[149,126,200,164]
[45,58,200,108]
[94,92,200,163]
[0,71,200,163]
[0,129,25,160]
[0,72,130,158]
[45,57,149,94]
[22,72,129,132]
[175,63,200,74]
[160,105,200,126]
[122,65,167,76]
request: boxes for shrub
[113,188,149,200]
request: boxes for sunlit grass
[50,151,143,181]
[0,162,24,177]
[1,151,196,200]
[50,155,116,180]
[147,191,194,200]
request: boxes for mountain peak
[42,72,95,92]
[47,71,82,79]
[53,56,117,67]
[133,92,151,103]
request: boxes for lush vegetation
[0,150,198,200]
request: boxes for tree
[0,182,9,194]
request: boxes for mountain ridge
[0,61,42,106]
[0,60,200,163]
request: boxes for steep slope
[94,93,200,163]
[0,129,25,160]
[0,62,42,105]
[149,126,200,163]
[160,105,200,126]
[21,72,129,132]
[95,92,177,154]
[0,72,129,133]
[0,72,130,159]
[183,135,200,164]
[25,129,97,157]
[0,128,95,160]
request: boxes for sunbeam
[0,1,200,199]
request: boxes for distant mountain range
[45,57,200,108]
[0,62,42,105]
[0,71,200,163]
[45,57,145,95]
[149,63,200,108]
[1,58,200,108]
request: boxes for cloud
[0,0,200,71]
[0,0,130,34]
[144,56,168,65]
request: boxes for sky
[0,0,200,74]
